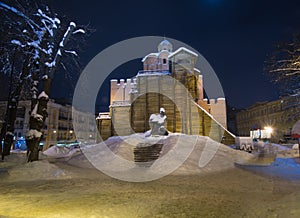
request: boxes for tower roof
[168,47,198,58]
[158,39,173,52]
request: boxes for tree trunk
[26,71,45,162]
[1,58,30,160]
[1,53,16,159]
[26,92,49,161]
[2,98,17,159]
[25,22,75,162]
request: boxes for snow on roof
[168,47,198,58]
[96,112,111,119]
[159,50,171,55]
[141,53,159,62]
[142,49,172,62]
[194,68,201,73]
[137,71,171,77]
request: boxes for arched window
[163,59,167,64]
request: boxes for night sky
[50,0,300,110]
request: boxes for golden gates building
[97,40,234,144]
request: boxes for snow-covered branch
[269,68,300,73]
[64,50,78,56]
[59,22,76,47]
[37,8,60,37]
[73,29,85,34]
[45,22,76,71]
[285,71,300,77]
[265,32,300,95]
[0,1,41,31]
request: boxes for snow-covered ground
[1,134,300,218]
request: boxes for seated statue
[148,108,169,136]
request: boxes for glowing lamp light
[264,126,273,134]
[53,130,57,134]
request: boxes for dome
[158,39,173,52]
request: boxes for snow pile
[66,133,253,175]
[43,145,81,158]
[0,134,255,182]
[5,159,71,181]
[271,143,290,151]
[169,135,253,175]
[262,143,289,154]
[267,143,299,158]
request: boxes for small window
[163,59,167,64]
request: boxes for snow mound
[4,159,71,182]
[67,133,253,175]
[43,145,81,158]
[170,135,253,175]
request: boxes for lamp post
[264,126,273,140]
[69,130,73,140]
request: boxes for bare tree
[0,0,88,161]
[1,53,32,159]
[0,10,33,158]
[265,33,300,95]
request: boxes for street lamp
[69,130,73,140]
[264,126,273,139]
[264,126,273,134]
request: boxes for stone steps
[134,143,163,167]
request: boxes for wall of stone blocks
[96,118,112,141]
[209,98,227,128]
[110,79,134,104]
[111,105,133,136]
